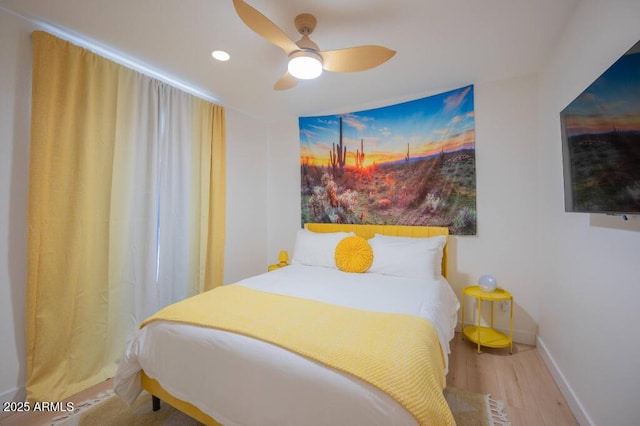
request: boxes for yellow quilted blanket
[141,285,455,426]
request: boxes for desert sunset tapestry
[299,85,477,235]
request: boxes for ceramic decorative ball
[478,274,497,292]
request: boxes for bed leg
[152,395,161,411]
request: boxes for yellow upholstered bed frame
[142,372,221,425]
[141,223,450,425]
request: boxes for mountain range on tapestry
[299,85,477,235]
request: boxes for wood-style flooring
[447,333,578,425]
[2,332,578,425]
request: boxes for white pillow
[368,234,446,280]
[291,229,355,269]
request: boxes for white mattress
[114,265,460,425]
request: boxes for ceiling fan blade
[274,72,298,91]
[321,46,396,73]
[233,0,299,54]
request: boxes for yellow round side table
[461,285,513,354]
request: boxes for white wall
[0,7,33,408]
[0,7,270,406]
[224,109,269,284]
[452,76,540,343]
[536,1,640,425]
[266,118,301,266]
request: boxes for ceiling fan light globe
[288,51,323,80]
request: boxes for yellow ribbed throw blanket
[141,285,455,426]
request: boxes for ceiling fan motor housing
[294,13,317,35]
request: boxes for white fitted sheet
[114,265,460,425]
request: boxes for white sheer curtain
[108,74,211,359]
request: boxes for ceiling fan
[232,0,396,90]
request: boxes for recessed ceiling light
[211,50,230,61]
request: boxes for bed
[114,224,460,425]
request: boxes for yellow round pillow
[334,236,374,273]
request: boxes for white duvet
[114,264,460,426]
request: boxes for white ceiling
[1,0,579,121]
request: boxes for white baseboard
[536,336,593,426]
[0,385,26,420]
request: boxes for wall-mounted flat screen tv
[560,40,640,215]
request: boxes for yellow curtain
[201,102,226,292]
[26,31,225,402]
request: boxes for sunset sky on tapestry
[299,85,477,235]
